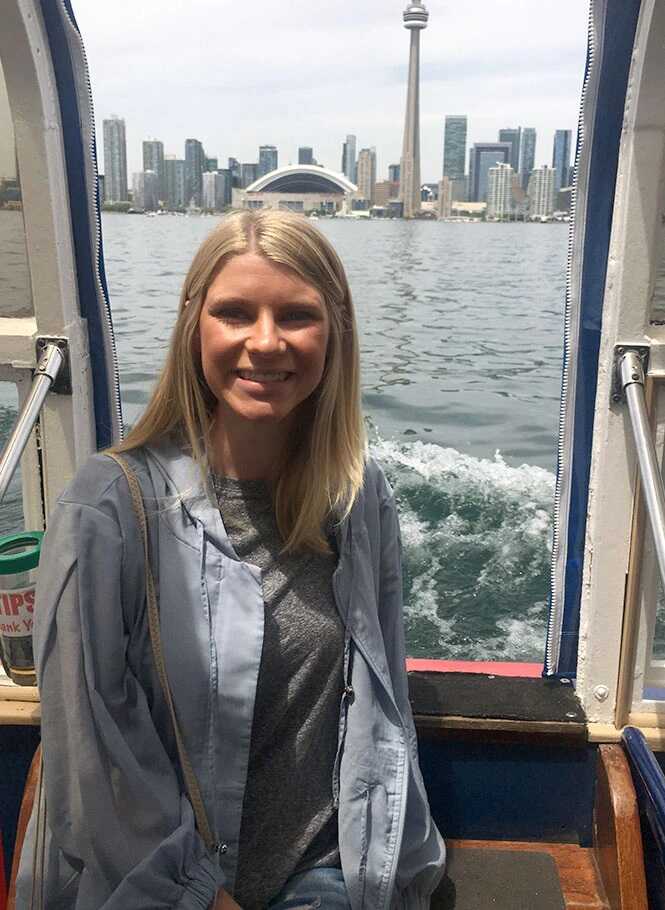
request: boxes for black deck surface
[408,672,585,724]
[433,847,565,910]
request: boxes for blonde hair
[113,209,367,552]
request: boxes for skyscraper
[185,139,206,206]
[487,163,514,220]
[164,155,185,209]
[342,135,357,183]
[443,115,467,179]
[552,129,572,192]
[528,165,556,218]
[498,128,521,173]
[399,0,429,218]
[142,139,165,201]
[519,128,537,189]
[103,117,128,203]
[132,170,159,211]
[202,171,230,212]
[468,142,511,202]
[298,147,314,165]
[240,163,259,188]
[356,148,377,204]
[228,158,241,187]
[258,145,278,177]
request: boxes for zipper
[332,629,354,808]
[58,1,124,442]
[545,0,598,676]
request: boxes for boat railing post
[617,349,665,589]
[0,340,67,505]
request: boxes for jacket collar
[144,438,352,560]
[144,439,237,558]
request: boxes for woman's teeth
[237,370,290,382]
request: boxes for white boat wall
[0,0,121,530]
[546,0,665,741]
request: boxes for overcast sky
[72,0,590,183]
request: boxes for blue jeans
[267,867,351,909]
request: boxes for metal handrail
[0,343,64,504]
[620,350,665,591]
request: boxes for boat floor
[440,839,608,909]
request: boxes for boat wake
[370,437,555,662]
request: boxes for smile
[236,370,293,382]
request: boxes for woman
[16,210,445,909]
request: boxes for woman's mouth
[236,369,292,383]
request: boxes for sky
[72,0,590,184]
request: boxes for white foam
[371,436,553,661]
[371,437,554,499]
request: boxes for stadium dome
[247,165,357,195]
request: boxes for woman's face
[198,252,330,432]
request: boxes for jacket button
[344,685,355,702]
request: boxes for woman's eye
[282,310,315,322]
[216,308,248,322]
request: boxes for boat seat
[4,741,648,909]
[425,742,648,910]
[432,846,565,909]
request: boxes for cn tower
[399,0,429,219]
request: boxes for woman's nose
[246,314,285,354]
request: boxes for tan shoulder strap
[106,452,217,853]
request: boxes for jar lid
[0,532,44,574]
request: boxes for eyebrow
[207,296,323,308]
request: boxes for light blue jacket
[16,441,445,909]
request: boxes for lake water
[2,214,568,661]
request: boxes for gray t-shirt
[212,475,344,910]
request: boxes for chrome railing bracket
[611,343,649,404]
[36,336,71,394]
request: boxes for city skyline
[73,0,589,183]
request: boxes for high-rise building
[103,117,128,203]
[185,138,206,206]
[487,163,514,220]
[388,163,400,184]
[298,147,314,165]
[374,181,393,208]
[217,168,233,207]
[356,147,377,204]
[437,176,453,218]
[468,142,511,202]
[205,157,219,173]
[142,139,165,201]
[519,127,537,189]
[498,128,521,173]
[258,145,278,177]
[527,165,556,218]
[164,156,185,209]
[228,158,241,187]
[342,135,357,184]
[399,0,429,218]
[443,115,467,179]
[240,163,259,188]
[202,171,230,212]
[552,129,572,192]
[132,170,159,211]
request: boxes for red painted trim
[406,658,543,678]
